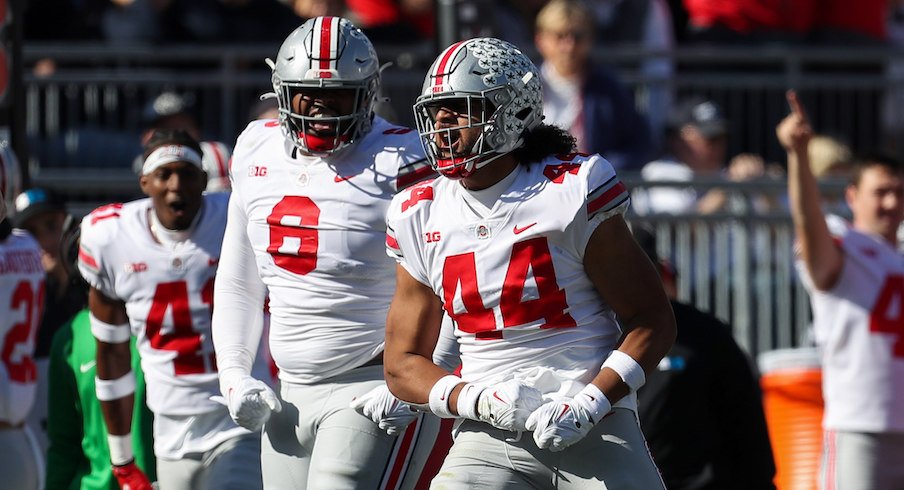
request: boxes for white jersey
[0,229,44,425]
[797,216,904,433]
[221,116,431,384]
[387,153,634,405]
[78,195,265,457]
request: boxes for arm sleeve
[432,314,461,373]
[45,325,86,489]
[211,190,268,376]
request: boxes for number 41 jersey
[387,153,632,397]
[78,194,230,417]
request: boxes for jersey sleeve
[210,189,267,376]
[385,184,433,286]
[561,154,630,255]
[77,204,124,300]
[389,127,435,191]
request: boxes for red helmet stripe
[432,40,467,90]
[319,16,337,71]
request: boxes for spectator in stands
[588,0,675,145]
[634,96,778,215]
[780,89,904,489]
[683,0,817,45]
[535,0,654,171]
[45,220,157,490]
[14,188,87,454]
[494,0,549,49]
[138,91,232,192]
[809,134,854,216]
[345,0,434,42]
[631,224,777,490]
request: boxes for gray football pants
[820,429,904,490]
[431,408,665,489]
[155,431,262,490]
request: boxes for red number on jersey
[267,196,320,275]
[401,185,434,212]
[442,237,574,338]
[870,275,904,357]
[543,163,581,184]
[145,279,216,376]
[89,203,123,224]
[2,280,44,383]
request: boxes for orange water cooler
[758,348,824,490]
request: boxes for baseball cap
[142,92,197,127]
[668,97,728,138]
[14,188,66,228]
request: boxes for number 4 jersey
[0,230,44,425]
[387,153,632,403]
[797,215,904,433]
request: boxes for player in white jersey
[780,91,904,490]
[78,130,267,490]
[0,190,45,490]
[383,37,676,488]
[211,16,439,489]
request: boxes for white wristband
[428,375,461,418]
[575,383,611,424]
[602,350,646,392]
[90,313,131,344]
[107,433,134,466]
[96,372,136,401]
[455,383,483,420]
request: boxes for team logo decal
[476,224,491,240]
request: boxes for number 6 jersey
[214,117,432,384]
[386,153,632,402]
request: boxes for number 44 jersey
[387,153,632,400]
[78,194,251,417]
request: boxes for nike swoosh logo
[493,391,506,404]
[334,174,354,183]
[80,360,96,373]
[557,404,570,421]
[513,223,537,235]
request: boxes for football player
[78,129,270,490]
[210,16,436,488]
[780,90,904,489]
[383,37,676,488]
[0,186,45,490]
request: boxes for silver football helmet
[0,142,22,220]
[413,38,543,179]
[270,16,380,156]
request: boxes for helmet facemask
[414,95,503,179]
[276,78,377,156]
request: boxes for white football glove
[350,383,418,436]
[213,373,281,432]
[525,384,611,452]
[459,379,544,432]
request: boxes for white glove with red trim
[525,383,611,452]
[458,379,544,432]
[351,383,418,436]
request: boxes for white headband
[142,145,204,175]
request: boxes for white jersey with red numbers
[225,116,431,384]
[797,215,904,433]
[387,153,636,407]
[0,230,44,425]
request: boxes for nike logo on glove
[513,223,537,235]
